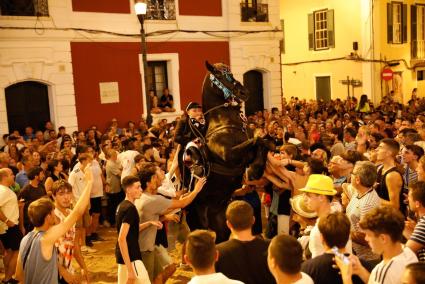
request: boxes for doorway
[315,76,331,102]
[243,70,264,116]
[5,81,50,134]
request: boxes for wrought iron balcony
[412,40,425,60]
[240,2,268,22]
[146,0,176,20]
[0,0,49,16]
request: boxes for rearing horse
[185,62,273,242]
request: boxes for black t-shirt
[277,164,295,215]
[18,184,47,226]
[215,238,276,284]
[302,253,371,284]
[115,200,142,264]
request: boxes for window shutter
[280,19,285,54]
[327,9,335,48]
[308,13,314,50]
[387,3,393,43]
[412,5,417,58]
[402,4,408,43]
[412,5,417,41]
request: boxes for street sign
[382,68,393,81]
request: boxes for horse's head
[204,61,249,103]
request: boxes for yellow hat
[299,174,337,196]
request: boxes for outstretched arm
[168,177,207,210]
[168,145,181,178]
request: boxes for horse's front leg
[243,138,275,180]
[231,137,274,157]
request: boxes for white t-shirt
[188,273,244,284]
[309,217,352,258]
[68,166,86,201]
[294,272,314,284]
[72,161,103,198]
[0,184,19,234]
[89,160,103,198]
[118,150,139,181]
[368,247,418,284]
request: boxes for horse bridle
[209,73,235,100]
[209,66,246,100]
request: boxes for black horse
[185,62,273,242]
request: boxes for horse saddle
[183,138,210,178]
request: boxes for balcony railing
[0,0,49,16]
[146,0,175,20]
[240,3,268,22]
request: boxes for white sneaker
[81,246,97,253]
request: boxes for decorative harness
[209,73,234,100]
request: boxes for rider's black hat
[186,102,202,112]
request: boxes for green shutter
[327,9,335,48]
[281,19,285,54]
[412,5,417,58]
[387,3,393,43]
[412,5,417,41]
[402,4,408,43]
[308,13,314,50]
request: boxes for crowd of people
[1,91,425,283]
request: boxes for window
[0,0,48,16]
[418,70,425,81]
[147,61,168,99]
[387,2,407,44]
[393,3,402,43]
[411,4,425,59]
[314,10,328,50]
[146,0,175,20]
[418,5,425,41]
[241,0,269,22]
[308,9,334,50]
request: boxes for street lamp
[135,1,153,127]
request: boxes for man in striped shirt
[345,161,381,262]
[404,181,425,261]
[348,206,417,284]
[401,145,423,193]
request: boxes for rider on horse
[174,102,209,187]
[175,102,206,145]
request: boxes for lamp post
[135,1,153,127]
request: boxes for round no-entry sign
[382,68,393,81]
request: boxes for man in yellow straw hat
[300,174,351,258]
